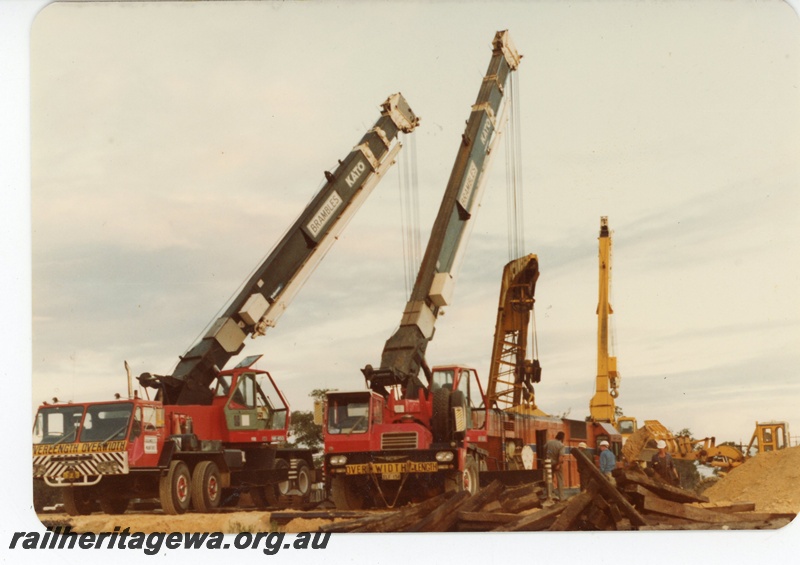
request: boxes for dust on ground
[38,509,374,534]
[703,445,800,514]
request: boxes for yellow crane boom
[589,216,620,425]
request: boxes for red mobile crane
[32,94,419,515]
[320,31,534,510]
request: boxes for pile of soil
[703,446,800,514]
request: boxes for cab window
[431,369,455,391]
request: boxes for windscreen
[33,405,85,445]
[327,394,370,435]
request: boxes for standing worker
[650,439,680,487]
[545,431,566,500]
[598,440,617,486]
[577,442,592,492]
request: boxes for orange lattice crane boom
[485,254,543,414]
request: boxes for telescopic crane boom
[140,94,419,405]
[589,216,621,425]
[363,31,521,398]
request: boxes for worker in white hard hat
[598,440,617,486]
[650,439,680,487]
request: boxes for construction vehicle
[622,420,791,472]
[747,421,790,454]
[320,36,644,509]
[31,94,420,515]
[621,420,744,470]
[587,220,790,472]
[319,30,527,509]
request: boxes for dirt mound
[703,446,800,514]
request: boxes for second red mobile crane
[320,30,532,509]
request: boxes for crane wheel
[160,460,192,515]
[62,487,95,516]
[331,477,367,510]
[445,455,480,495]
[291,459,312,499]
[191,461,222,512]
[273,458,291,500]
[463,455,480,495]
[251,458,289,507]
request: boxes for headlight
[329,455,348,466]
[435,451,454,462]
[96,461,118,474]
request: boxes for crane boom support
[363,31,521,395]
[144,94,419,405]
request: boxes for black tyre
[292,459,312,499]
[463,455,480,495]
[63,487,95,516]
[251,458,289,508]
[191,461,222,512]
[98,496,128,515]
[431,387,452,442]
[446,455,480,495]
[160,460,191,515]
[330,476,367,510]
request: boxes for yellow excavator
[621,420,790,470]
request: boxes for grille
[33,451,128,479]
[381,432,418,450]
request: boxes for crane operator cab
[210,355,288,434]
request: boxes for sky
[3,0,800,559]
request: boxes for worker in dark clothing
[545,431,566,500]
[576,441,592,491]
[650,439,680,487]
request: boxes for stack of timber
[296,449,794,532]
[314,480,546,533]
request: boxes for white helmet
[656,440,667,449]
[599,440,609,447]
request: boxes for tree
[286,389,333,464]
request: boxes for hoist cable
[398,138,411,298]
[397,132,421,299]
[504,71,525,261]
[409,131,422,278]
[512,72,525,255]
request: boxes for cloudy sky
[3,0,800,557]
